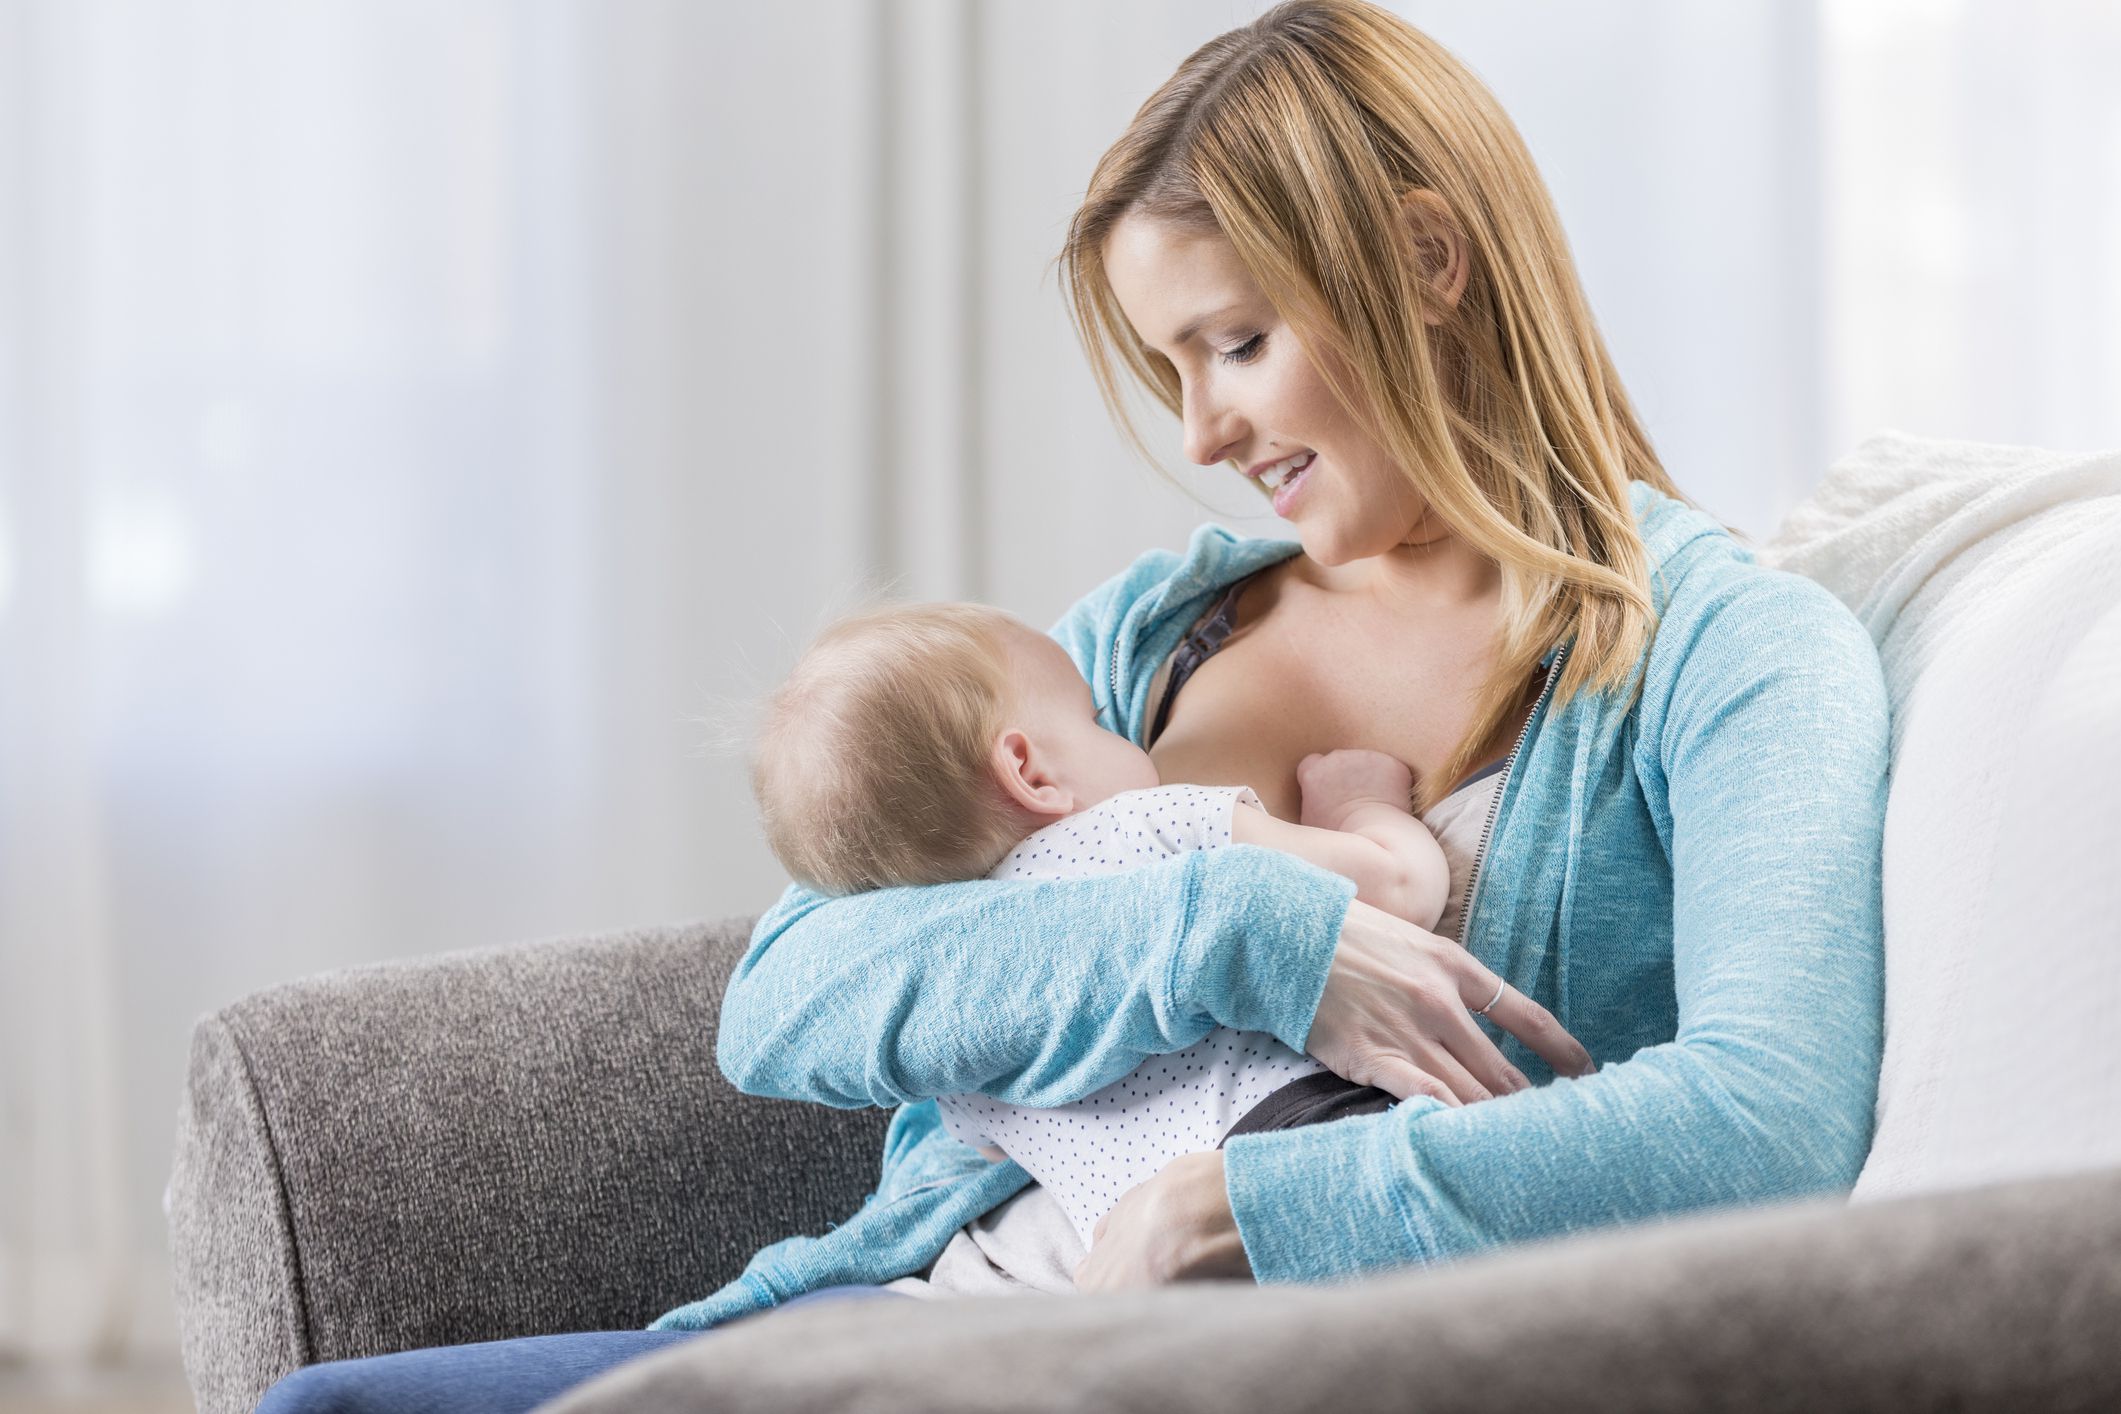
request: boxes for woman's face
[1102,212,1429,566]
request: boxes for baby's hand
[1297,749,1417,831]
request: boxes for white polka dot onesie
[936,782,1329,1249]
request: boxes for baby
[753,600,1450,1247]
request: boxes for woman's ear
[1399,188,1470,326]
[990,728,1076,819]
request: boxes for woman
[259,1,1888,1406]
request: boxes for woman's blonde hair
[753,601,1030,895]
[1060,0,1693,813]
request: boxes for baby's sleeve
[933,1094,992,1150]
[1121,783,1266,855]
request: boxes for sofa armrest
[166,914,890,1414]
[551,1162,2121,1413]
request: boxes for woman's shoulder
[1628,482,1886,738]
[1042,525,1305,732]
[1045,524,1302,666]
[1153,522,1306,597]
[1631,482,1865,641]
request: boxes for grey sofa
[167,912,2121,1414]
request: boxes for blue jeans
[252,1287,907,1413]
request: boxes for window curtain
[0,0,645,1362]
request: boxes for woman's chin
[1292,523,1362,567]
[1293,510,1430,569]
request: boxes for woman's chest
[1144,598,1518,820]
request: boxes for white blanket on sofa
[1760,430,2121,1201]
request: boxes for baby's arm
[1229,750,1450,932]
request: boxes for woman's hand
[1309,899,1595,1105]
[1074,1151,1252,1291]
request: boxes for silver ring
[1473,979,1506,1017]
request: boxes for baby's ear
[990,728,1072,817]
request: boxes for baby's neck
[1007,784,1130,841]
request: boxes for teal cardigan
[652,481,1890,1329]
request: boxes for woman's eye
[1219,333,1266,365]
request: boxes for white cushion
[1760,430,2121,1201]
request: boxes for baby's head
[753,602,1158,895]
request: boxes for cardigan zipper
[1110,631,1126,735]
[1453,642,1568,947]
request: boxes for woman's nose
[1181,387,1243,467]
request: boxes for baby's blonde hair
[754,602,1032,896]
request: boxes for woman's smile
[1250,449,1313,490]
[1267,452,1319,517]
[1245,448,1319,518]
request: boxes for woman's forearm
[1223,1015,1879,1282]
[716,844,1356,1109]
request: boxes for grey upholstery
[547,1161,2121,1414]
[167,913,2121,1414]
[165,916,888,1414]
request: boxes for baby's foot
[1297,749,1417,831]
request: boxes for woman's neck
[1308,515,1500,615]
